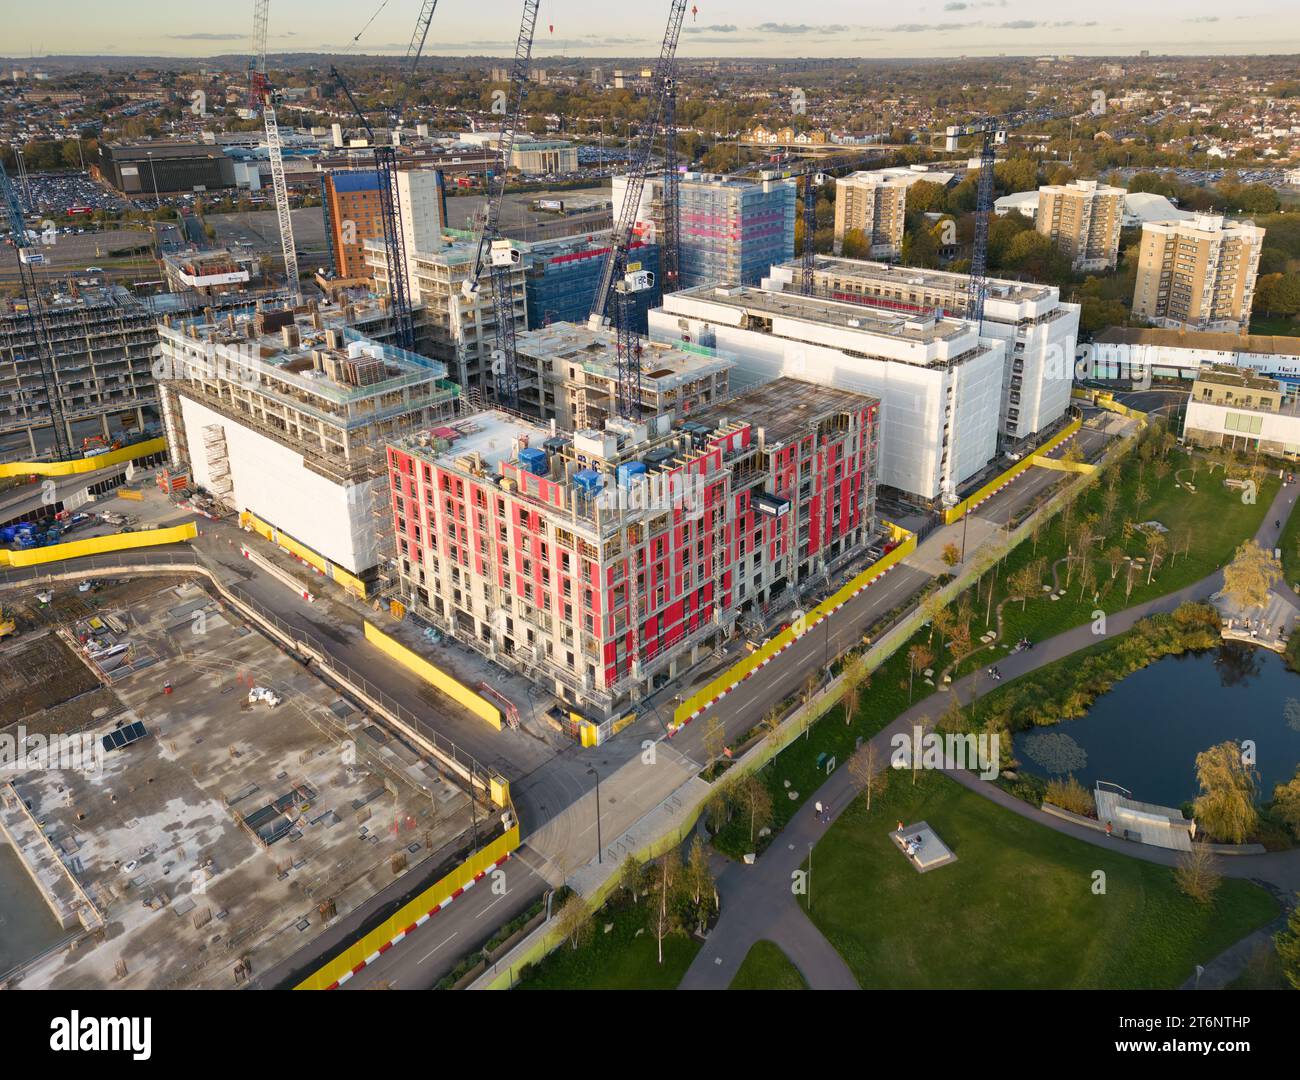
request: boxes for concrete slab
[890,820,957,873]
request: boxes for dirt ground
[0,632,101,725]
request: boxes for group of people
[896,821,925,859]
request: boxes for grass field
[515,896,700,991]
[804,772,1279,989]
[729,940,809,990]
[950,439,1277,680]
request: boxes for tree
[734,773,773,844]
[1009,561,1041,610]
[1174,844,1222,905]
[554,893,593,951]
[840,227,870,259]
[1145,531,1167,585]
[847,741,887,811]
[1252,273,1300,318]
[647,849,684,965]
[907,643,934,702]
[1106,545,1126,580]
[1222,540,1282,611]
[941,541,962,568]
[619,854,646,903]
[839,655,868,725]
[1192,741,1259,844]
[1272,765,1300,841]
[684,836,716,924]
[1275,900,1300,990]
[702,714,727,772]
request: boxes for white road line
[419,930,459,965]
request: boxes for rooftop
[1095,326,1300,357]
[516,322,734,387]
[1194,363,1283,392]
[395,410,553,473]
[673,281,970,346]
[796,255,1056,304]
[688,376,878,448]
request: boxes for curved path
[680,478,1300,990]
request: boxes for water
[1012,644,1300,808]
[0,839,68,976]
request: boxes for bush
[1045,774,1095,816]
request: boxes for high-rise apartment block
[833,165,962,260]
[613,172,797,288]
[1132,214,1265,333]
[387,377,878,717]
[322,168,447,285]
[1035,179,1125,272]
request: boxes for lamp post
[586,765,602,863]
[146,151,161,209]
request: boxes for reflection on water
[1012,644,1300,808]
[0,839,68,976]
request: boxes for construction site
[1,577,480,989]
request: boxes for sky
[7,0,1300,60]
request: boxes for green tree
[1222,540,1282,611]
[1192,741,1260,844]
[840,227,870,260]
[1272,765,1300,840]
[1276,900,1300,989]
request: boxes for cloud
[754,23,850,35]
[685,24,738,34]
[999,20,1039,29]
[1184,15,1219,22]
[166,32,244,41]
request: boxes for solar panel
[101,722,150,753]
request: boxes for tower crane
[329,2,442,355]
[0,157,73,461]
[589,0,690,420]
[250,0,301,305]
[462,0,540,411]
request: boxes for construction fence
[293,824,521,990]
[239,511,369,600]
[0,522,198,568]
[671,526,918,730]
[942,416,1083,525]
[0,438,168,480]
[362,620,504,731]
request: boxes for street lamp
[586,765,603,864]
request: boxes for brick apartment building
[387,377,879,717]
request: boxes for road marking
[419,931,459,965]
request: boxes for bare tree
[907,643,934,703]
[1174,844,1222,905]
[847,741,888,811]
[554,893,594,951]
[648,849,684,965]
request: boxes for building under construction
[0,285,162,462]
[513,321,733,432]
[155,297,459,581]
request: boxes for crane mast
[250,0,301,304]
[0,157,73,461]
[464,0,540,411]
[590,0,689,420]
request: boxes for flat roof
[676,282,968,345]
[800,255,1054,304]
[516,322,734,386]
[688,376,878,447]
[1095,326,1300,357]
[397,411,552,472]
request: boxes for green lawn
[803,772,1279,989]
[514,896,700,991]
[1280,482,1300,586]
[951,443,1277,679]
[729,939,809,990]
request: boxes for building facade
[1085,327,1300,385]
[522,235,661,332]
[388,377,878,716]
[1035,179,1125,272]
[323,168,447,286]
[156,302,457,575]
[509,141,578,175]
[98,142,236,195]
[1183,365,1300,457]
[651,282,1005,503]
[1132,214,1265,333]
[512,322,733,432]
[0,286,161,462]
[766,256,1079,445]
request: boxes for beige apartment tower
[833,173,908,260]
[1035,179,1125,272]
[1132,214,1265,334]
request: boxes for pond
[1012,644,1300,808]
[0,838,68,977]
